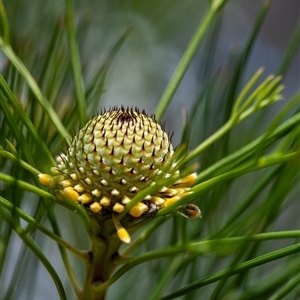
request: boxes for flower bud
[39,107,197,242]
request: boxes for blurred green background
[4,1,299,141]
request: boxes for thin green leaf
[277,22,300,75]
[0,75,55,165]
[0,196,88,261]
[0,40,70,140]
[0,172,94,238]
[64,0,87,127]
[2,211,67,300]
[155,0,227,121]
[159,243,300,300]
[269,274,300,300]
[94,231,300,293]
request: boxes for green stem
[276,124,300,153]
[269,274,300,300]
[159,243,300,300]
[0,149,40,175]
[211,165,281,238]
[183,70,286,165]
[47,210,83,298]
[81,259,93,300]
[94,231,300,292]
[0,172,94,238]
[148,257,183,300]
[0,89,37,167]
[232,67,264,115]
[0,172,53,198]
[158,151,297,216]
[0,1,10,43]
[155,0,226,121]
[183,119,234,164]
[0,75,55,165]
[0,40,70,139]
[64,0,87,127]
[0,196,88,261]
[235,258,299,300]
[195,112,300,184]
[226,0,270,118]
[81,216,123,300]
[277,21,300,75]
[122,217,167,256]
[236,75,275,116]
[2,211,67,300]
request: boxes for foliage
[0,0,299,299]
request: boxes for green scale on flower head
[39,107,198,243]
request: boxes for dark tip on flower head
[117,112,135,124]
[150,113,156,121]
[169,131,174,143]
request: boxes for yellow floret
[113,203,125,213]
[129,202,148,218]
[38,174,56,188]
[117,228,131,244]
[78,193,94,204]
[62,187,79,202]
[90,202,102,213]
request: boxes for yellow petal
[38,173,53,187]
[61,180,73,188]
[100,196,111,206]
[112,213,131,244]
[121,195,131,204]
[90,202,102,213]
[173,173,197,188]
[129,202,148,218]
[161,196,180,208]
[62,187,79,202]
[117,228,131,244]
[113,203,125,213]
[78,193,94,204]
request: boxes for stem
[64,0,87,127]
[2,211,67,300]
[0,172,94,238]
[81,216,123,300]
[0,196,88,261]
[225,0,270,119]
[195,112,300,184]
[159,243,300,300]
[0,40,71,140]
[0,75,55,165]
[0,149,41,175]
[95,231,300,293]
[0,88,37,167]
[81,258,93,300]
[122,217,166,256]
[148,257,182,300]
[184,119,234,163]
[155,1,226,121]
[277,21,300,75]
[232,67,264,114]
[0,1,10,44]
[47,210,83,298]
[158,151,297,216]
[269,274,300,300]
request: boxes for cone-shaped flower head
[39,107,197,241]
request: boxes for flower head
[39,107,198,242]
